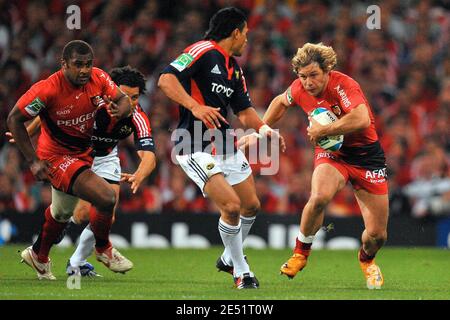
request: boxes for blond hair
[292,42,337,74]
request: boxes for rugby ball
[309,107,343,151]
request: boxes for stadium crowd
[0,0,449,218]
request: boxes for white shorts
[176,150,252,197]
[91,146,121,182]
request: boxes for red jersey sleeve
[132,105,152,139]
[93,68,117,98]
[15,79,55,119]
[332,78,367,113]
[285,79,303,106]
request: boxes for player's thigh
[354,188,389,238]
[71,169,116,210]
[232,174,260,216]
[204,174,241,214]
[311,163,347,200]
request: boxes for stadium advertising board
[0,212,439,248]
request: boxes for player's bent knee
[50,204,73,222]
[223,201,241,219]
[93,190,116,213]
[309,193,332,212]
[242,200,260,217]
[50,187,79,222]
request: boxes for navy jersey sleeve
[161,54,202,81]
[229,66,252,114]
[132,106,155,153]
[161,41,218,82]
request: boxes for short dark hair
[204,7,247,41]
[109,65,146,94]
[62,40,94,61]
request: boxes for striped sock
[218,219,249,277]
[222,215,256,266]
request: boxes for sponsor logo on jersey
[334,85,351,108]
[56,105,74,116]
[25,97,45,117]
[58,155,78,172]
[57,111,97,127]
[119,125,133,136]
[211,82,234,97]
[316,152,337,160]
[331,105,342,116]
[211,65,221,75]
[90,95,105,108]
[91,135,118,143]
[170,53,194,72]
[365,168,387,183]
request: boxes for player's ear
[232,28,240,39]
[61,58,67,69]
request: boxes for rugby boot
[359,251,384,289]
[280,253,308,279]
[20,246,56,280]
[95,245,133,274]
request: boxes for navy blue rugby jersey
[92,104,155,157]
[161,40,252,155]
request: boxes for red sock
[32,207,67,263]
[293,238,312,257]
[90,209,113,252]
[359,247,375,263]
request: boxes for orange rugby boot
[280,253,308,279]
[358,251,384,289]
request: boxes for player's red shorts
[37,149,93,194]
[314,150,388,195]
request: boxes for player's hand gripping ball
[309,107,343,151]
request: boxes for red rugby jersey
[286,70,379,147]
[16,67,117,156]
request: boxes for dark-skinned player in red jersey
[65,66,156,277]
[242,43,388,290]
[8,66,156,277]
[7,40,134,280]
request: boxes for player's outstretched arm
[158,73,228,129]
[120,150,156,194]
[7,106,50,181]
[262,93,291,127]
[237,107,286,153]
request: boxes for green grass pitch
[0,245,449,300]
